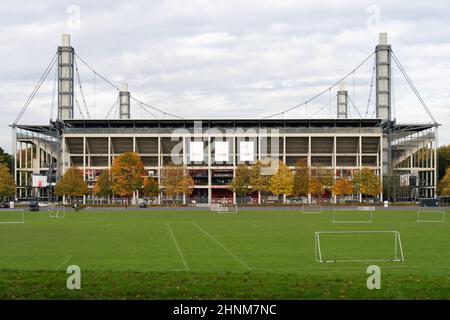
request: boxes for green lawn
[0,209,449,299]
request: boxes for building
[12,33,439,204]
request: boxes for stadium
[2,31,448,302]
[13,33,438,205]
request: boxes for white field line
[194,223,251,271]
[55,255,72,271]
[167,223,189,271]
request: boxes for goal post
[314,230,405,263]
[210,204,220,212]
[332,207,373,224]
[302,205,322,214]
[217,204,238,214]
[0,209,25,224]
[416,210,445,223]
[48,205,66,218]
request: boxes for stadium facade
[12,33,438,204]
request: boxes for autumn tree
[333,177,353,202]
[160,166,194,204]
[93,169,112,199]
[178,174,195,201]
[293,159,309,197]
[142,177,160,202]
[0,164,15,200]
[111,152,144,206]
[269,161,294,203]
[229,164,251,204]
[353,167,382,202]
[54,166,88,203]
[249,160,272,203]
[309,169,333,203]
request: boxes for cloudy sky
[1,0,449,151]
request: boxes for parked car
[139,201,147,208]
[29,200,40,211]
[0,202,10,208]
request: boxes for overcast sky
[1,0,449,151]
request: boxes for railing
[64,127,382,135]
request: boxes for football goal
[314,231,405,263]
[0,209,25,224]
[302,204,322,214]
[48,205,66,218]
[416,210,445,223]
[332,207,373,224]
[217,204,238,213]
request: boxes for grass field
[0,208,449,299]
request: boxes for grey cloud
[0,0,449,150]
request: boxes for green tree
[54,167,88,203]
[93,170,112,203]
[353,167,382,202]
[0,164,15,200]
[269,161,294,203]
[309,169,333,203]
[0,147,13,172]
[229,165,251,204]
[249,160,271,203]
[293,159,309,197]
[160,166,194,204]
[438,145,450,180]
[111,152,144,206]
[142,177,160,201]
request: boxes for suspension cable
[50,61,58,121]
[105,96,118,119]
[390,50,437,125]
[365,57,376,118]
[263,51,375,119]
[309,93,337,119]
[14,52,58,125]
[74,95,85,119]
[74,57,91,118]
[347,94,362,118]
[74,52,184,119]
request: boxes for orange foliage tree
[333,177,353,202]
[111,152,144,205]
[54,166,88,202]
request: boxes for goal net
[302,205,322,214]
[315,231,405,263]
[217,204,238,213]
[416,210,445,223]
[332,207,373,224]
[210,204,220,212]
[48,205,66,218]
[0,209,25,224]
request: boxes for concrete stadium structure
[12,33,438,204]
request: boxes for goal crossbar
[416,210,445,223]
[217,204,238,214]
[302,205,322,214]
[314,230,405,263]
